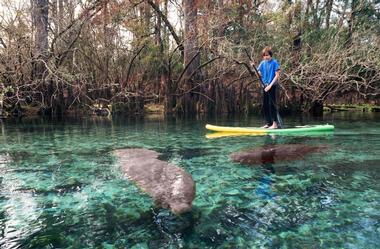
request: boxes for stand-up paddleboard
[205,124,334,137]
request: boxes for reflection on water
[0,113,380,248]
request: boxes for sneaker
[261,124,270,128]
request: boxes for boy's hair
[262,47,273,57]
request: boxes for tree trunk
[51,0,58,33]
[304,0,312,30]
[32,0,52,115]
[310,100,323,116]
[65,0,75,22]
[338,0,349,29]
[140,2,151,35]
[154,0,164,100]
[181,0,200,114]
[59,0,64,32]
[312,0,321,29]
[0,83,3,117]
[163,0,169,49]
[347,0,358,46]
[33,0,49,78]
[146,0,183,53]
[156,0,174,113]
[325,0,333,29]
[103,1,111,98]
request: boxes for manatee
[114,148,196,214]
[230,144,328,165]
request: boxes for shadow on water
[254,136,278,201]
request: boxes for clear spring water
[0,112,379,248]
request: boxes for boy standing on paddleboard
[257,47,281,129]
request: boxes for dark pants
[263,85,277,125]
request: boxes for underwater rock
[230,144,328,165]
[114,148,196,214]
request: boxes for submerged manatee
[114,148,195,214]
[230,144,328,165]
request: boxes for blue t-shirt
[258,59,280,85]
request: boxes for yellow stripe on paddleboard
[205,124,268,134]
[205,132,265,139]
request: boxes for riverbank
[1,103,380,119]
[324,104,380,113]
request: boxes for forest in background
[0,0,379,118]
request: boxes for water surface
[0,112,379,248]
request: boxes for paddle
[243,49,284,129]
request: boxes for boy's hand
[264,85,271,92]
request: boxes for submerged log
[230,144,328,165]
[114,148,195,214]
